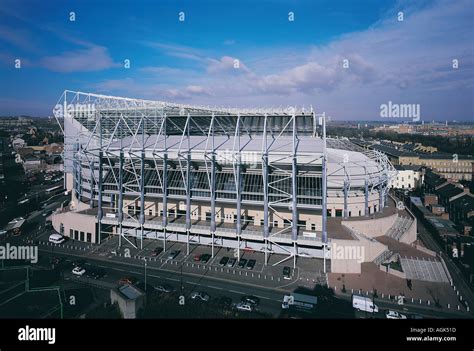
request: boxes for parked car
[219,256,229,266]
[167,250,180,260]
[246,259,256,270]
[241,295,260,306]
[194,254,202,262]
[154,285,175,293]
[234,302,254,312]
[151,247,163,256]
[226,258,236,268]
[118,276,137,285]
[190,291,210,302]
[72,266,86,276]
[385,310,407,319]
[201,254,211,264]
[283,266,292,280]
[237,258,247,269]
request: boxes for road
[33,242,469,319]
[38,248,285,316]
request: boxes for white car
[72,266,86,276]
[190,291,210,302]
[385,310,407,319]
[234,302,254,312]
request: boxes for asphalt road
[34,244,469,319]
[38,248,285,316]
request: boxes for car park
[283,266,292,280]
[190,291,210,302]
[237,258,247,269]
[226,258,236,268]
[219,256,229,266]
[72,266,86,276]
[246,259,256,270]
[385,310,407,319]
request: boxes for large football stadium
[51,91,408,273]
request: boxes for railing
[373,250,394,266]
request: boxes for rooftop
[118,284,144,300]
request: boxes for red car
[118,277,137,285]
[194,254,201,262]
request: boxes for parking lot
[33,232,326,291]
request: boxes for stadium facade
[51,91,399,272]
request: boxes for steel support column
[162,115,168,252]
[89,160,94,209]
[321,113,328,273]
[291,113,298,269]
[379,185,384,213]
[262,114,269,265]
[235,114,242,261]
[186,153,192,255]
[97,120,103,245]
[139,126,145,250]
[210,114,216,258]
[343,176,349,219]
[364,167,369,216]
[162,154,168,252]
[118,151,124,248]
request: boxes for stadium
[51,91,409,273]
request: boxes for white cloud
[207,56,250,75]
[40,45,118,73]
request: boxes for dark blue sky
[0,0,473,121]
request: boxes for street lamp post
[143,258,147,292]
[180,262,183,292]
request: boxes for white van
[352,294,379,313]
[49,234,66,244]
